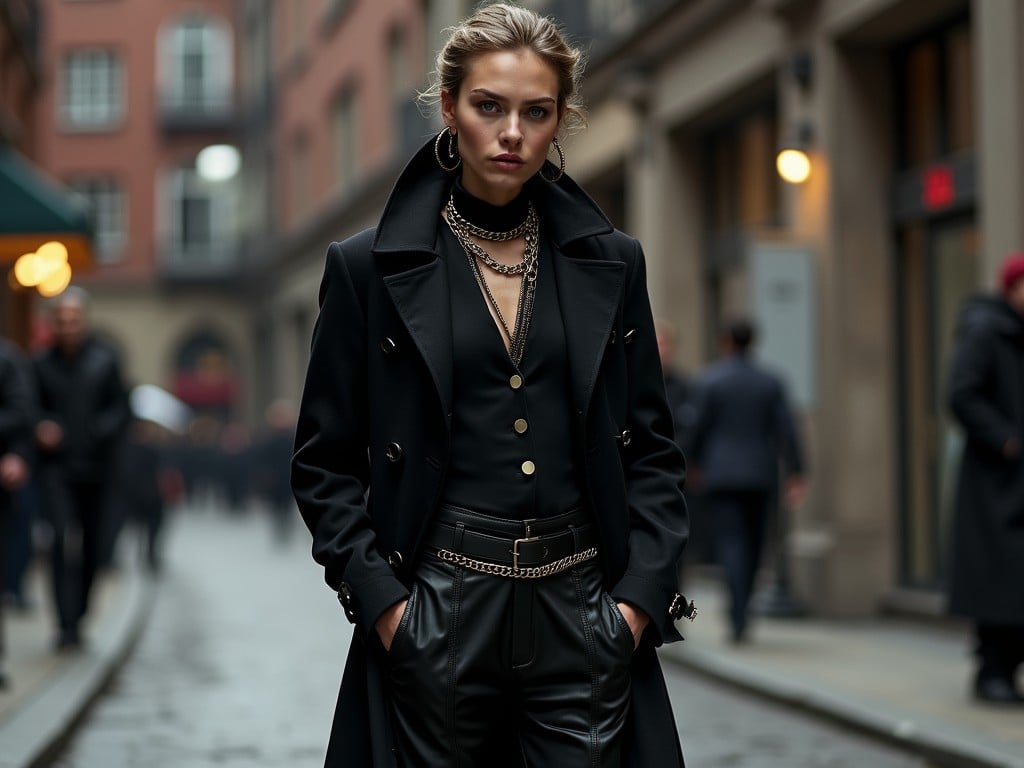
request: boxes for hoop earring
[541,137,565,183]
[434,128,461,172]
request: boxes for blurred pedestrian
[657,319,711,567]
[947,251,1024,705]
[687,318,806,643]
[0,336,34,688]
[292,5,692,765]
[33,287,130,650]
[253,399,296,543]
[110,418,167,573]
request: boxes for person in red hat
[947,251,1024,705]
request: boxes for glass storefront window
[895,16,973,170]
[893,13,976,593]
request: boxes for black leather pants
[387,552,633,767]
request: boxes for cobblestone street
[48,509,928,767]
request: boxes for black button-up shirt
[441,226,582,519]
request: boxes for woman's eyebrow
[469,88,556,105]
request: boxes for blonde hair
[420,3,587,134]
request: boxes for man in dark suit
[0,336,33,687]
[33,287,130,649]
[688,318,806,642]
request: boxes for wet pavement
[42,508,933,767]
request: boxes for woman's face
[441,48,562,206]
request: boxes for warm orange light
[776,148,811,184]
[37,262,73,297]
[11,241,72,293]
[14,253,45,287]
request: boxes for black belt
[424,505,597,570]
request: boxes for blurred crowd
[0,287,296,689]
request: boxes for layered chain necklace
[445,192,539,366]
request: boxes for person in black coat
[687,318,805,643]
[33,287,130,649]
[947,251,1024,705]
[292,5,692,766]
[0,337,33,687]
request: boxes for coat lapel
[371,136,619,419]
[383,260,453,417]
[552,249,625,413]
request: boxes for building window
[158,15,233,116]
[331,89,358,190]
[389,26,422,156]
[61,50,123,129]
[289,0,307,58]
[161,165,238,266]
[894,16,973,170]
[69,178,126,264]
[323,0,353,29]
[291,132,312,222]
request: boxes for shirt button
[513,418,528,434]
[509,374,524,390]
[521,460,536,476]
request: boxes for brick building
[30,0,1023,617]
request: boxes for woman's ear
[440,89,457,130]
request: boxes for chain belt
[434,546,598,579]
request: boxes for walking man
[33,287,130,649]
[0,336,33,686]
[687,318,806,642]
[947,251,1024,704]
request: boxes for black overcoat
[292,139,690,767]
[947,295,1024,624]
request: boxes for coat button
[623,328,636,345]
[609,330,617,345]
[385,442,404,462]
[509,374,524,390]
[618,429,632,447]
[388,551,403,569]
[513,418,528,434]
[380,337,398,354]
[521,460,536,476]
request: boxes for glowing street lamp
[196,144,241,182]
[776,148,811,184]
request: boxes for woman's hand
[375,599,408,651]
[616,601,650,649]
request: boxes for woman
[292,5,693,766]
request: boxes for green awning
[0,144,93,266]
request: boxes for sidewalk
[1,556,1021,768]
[661,580,1024,768]
[0,558,153,768]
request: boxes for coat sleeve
[610,239,690,645]
[91,348,130,446]
[948,322,1015,457]
[291,242,409,636]
[774,380,805,476]
[0,347,34,459]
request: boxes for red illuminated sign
[922,165,955,210]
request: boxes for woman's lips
[491,155,524,171]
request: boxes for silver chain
[446,203,539,367]
[446,197,538,275]
[446,194,534,244]
[435,547,598,579]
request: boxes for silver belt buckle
[512,535,540,572]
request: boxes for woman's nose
[501,115,523,144]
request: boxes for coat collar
[372,136,613,256]
[376,136,623,421]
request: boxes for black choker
[451,179,530,236]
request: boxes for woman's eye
[528,106,549,119]
[478,101,499,113]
